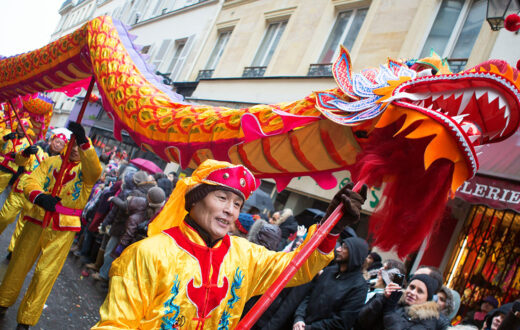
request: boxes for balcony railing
[447,58,468,73]
[307,63,333,77]
[242,66,267,78]
[197,69,214,80]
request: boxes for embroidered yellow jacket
[93,221,336,329]
[4,146,52,216]
[23,141,102,231]
[0,132,31,172]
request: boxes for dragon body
[1,16,519,255]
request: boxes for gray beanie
[147,187,166,207]
[133,171,150,185]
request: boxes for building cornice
[222,0,257,10]
[132,0,218,28]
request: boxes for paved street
[0,212,106,329]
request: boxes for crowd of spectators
[68,147,520,330]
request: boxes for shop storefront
[443,175,520,312]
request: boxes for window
[164,37,194,81]
[151,39,173,70]
[205,30,232,71]
[420,0,486,69]
[251,21,287,68]
[318,8,368,64]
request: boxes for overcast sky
[0,0,64,57]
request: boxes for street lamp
[487,0,520,30]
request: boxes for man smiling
[94,159,367,329]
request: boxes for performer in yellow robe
[94,159,367,329]
[0,119,34,194]
[0,132,68,257]
[0,122,101,328]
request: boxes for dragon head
[317,46,520,192]
[316,47,520,256]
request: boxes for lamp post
[487,0,520,30]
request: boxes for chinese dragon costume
[0,16,519,257]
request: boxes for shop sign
[456,175,520,212]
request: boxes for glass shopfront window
[444,205,520,315]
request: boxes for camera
[392,273,405,286]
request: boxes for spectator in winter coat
[356,274,450,330]
[479,300,520,330]
[462,296,499,328]
[275,208,298,251]
[110,186,166,258]
[365,259,406,303]
[437,286,457,321]
[156,177,173,199]
[118,187,166,249]
[247,219,282,251]
[293,236,369,330]
[93,171,156,281]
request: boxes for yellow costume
[0,132,31,193]
[94,160,337,329]
[94,220,335,329]
[0,146,49,251]
[0,140,101,326]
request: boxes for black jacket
[294,237,369,329]
[356,294,450,330]
[242,283,313,330]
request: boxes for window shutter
[169,35,194,81]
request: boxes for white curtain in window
[251,21,287,67]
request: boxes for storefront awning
[477,131,520,182]
[456,131,520,212]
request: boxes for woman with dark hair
[356,274,450,330]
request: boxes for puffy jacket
[87,181,122,232]
[356,294,450,330]
[119,196,148,247]
[294,237,369,329]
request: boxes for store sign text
[457,181,520,204]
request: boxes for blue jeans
[99,235,119,280]
[80,230,95,262]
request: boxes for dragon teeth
[469,135,480,143]
[457,92,473,115]
[486,90,500,103]
[475,90,486,100]
[452,114,469,123]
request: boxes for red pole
[42,76,95,227]
[8,99,42,164]
[237,181,364,329]
[5,102,15,135]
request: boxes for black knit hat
[184,183,244,212]
[409,274,437,301]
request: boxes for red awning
[477,131,520,182]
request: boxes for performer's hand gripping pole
[42,77,95,227]
[237,182,364,329]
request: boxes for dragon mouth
[389,61,520,176]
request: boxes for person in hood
[293,236,369,329]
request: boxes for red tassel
[505,13,520,32]
[348,121,454,257]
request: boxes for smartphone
[393,273,405,286]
